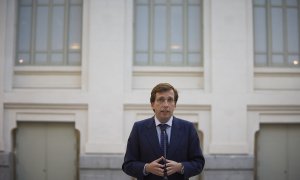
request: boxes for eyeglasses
[156,97,175,104]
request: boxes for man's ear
[150,103,155,112]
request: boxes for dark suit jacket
[122,116,205,180]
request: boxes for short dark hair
[150,83,178,104]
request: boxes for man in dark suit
[122,83,205,180]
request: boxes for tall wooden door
[15,122,78,180]
[256,124,300,180]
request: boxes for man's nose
[162,100,169,105]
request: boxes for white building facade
[1,0,300,180]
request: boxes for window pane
[18,6,32,52]
[288,55,300,67]
[170,54,183,65]
[188,53,201,66]
[68,53,81,65]
[36,6,49,51]
[37,0,49,4]
[271,8,283,53]
[255,54,267,66]
[51,53,64,65]
[136,0,148,4]
[35,53,48,65]
[270,0,282,6]
[17,53,31,65]
[172,0,183,4]
[135,53,148,65]
[153,53,166,65]
[170,44,182,53]
[188,5,201,52]
[68,5,82,51]
[287,8,299,52]
[272,55,284,66]
[53,0,65,4]
[189,0,201,4]
[254,0,266,5]
[20,0,32,5]
[52,6,64,51]
[254,7,267,52]
[70,0,82,4]
[154,5,166,51]
[171,6,183,52]
[135,5,148,51]
[287,0,298,6]
[155,0,166,4]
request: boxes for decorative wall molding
[3,103,88,153]
[124,104,211,111]
[13,66,82,89]
[247,105,300,154]
[4,103,87,110]
[254,68,300,91]
[132,67,204,90]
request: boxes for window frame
[253,0,300,68]
[15,0,83,66]
[133,0,203,67]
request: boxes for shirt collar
[154,116,173,127]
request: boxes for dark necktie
[159,124,169,180]
[159,124,169,158]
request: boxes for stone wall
[0,153,12,180]
[80,154,254,180]
[0,153,254,180]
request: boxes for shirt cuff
[180,164,184,174]
[143,163,149,176]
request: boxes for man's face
[151,89,176,123]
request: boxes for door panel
[287,125,300,180]
[257,124,300,180]
[16,123,47,180]
[257,125,287,180]
[47,123,77,180]
[15,122,77,180]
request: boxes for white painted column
[209,0,250,154]
[85,0,126,153]
[0,0,7,151]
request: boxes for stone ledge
[80,154,254,171]
[80,154,124,169]
[204,155,254,170]
[0,152,11,180]
[0,152,11,167]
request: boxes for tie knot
[159,124,168,131]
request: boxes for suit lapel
[144,118,162,157]
[168,118,183,158]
